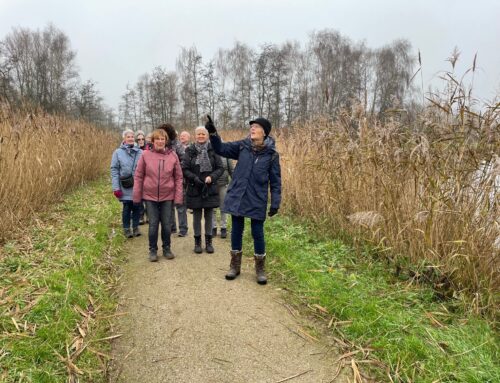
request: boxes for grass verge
[0,179,124,382]
[255,215,499,382]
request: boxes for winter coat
[216,157,234,187]
[181,142,224,209]
[110,143,143,201]
[132,148,183,204]
[209,135,281,221]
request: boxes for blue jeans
[170,203,188,234]
[231,215,265,254]
[145,200,173,251]
[122,201,141,229]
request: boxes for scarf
[251,138,267,153]
[194,142,212,172]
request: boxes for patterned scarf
[194,142,212,172]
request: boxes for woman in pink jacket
[133,129,184,262]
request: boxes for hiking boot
[163,247,175,259]
[212,227,217,237]
[220,228,227,239]
[149,249,158,262]
[133,227,141,237]
[177,231,187,237]
[194,236,202,254]
[254,254,267,285]
[225,250,242,280]
[205,235,214,254]
[124,228,133,238]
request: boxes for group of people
[110,116,281,284]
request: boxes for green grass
[254,216,499,382]
[0,179,124,382]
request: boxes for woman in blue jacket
[110,129,143,238]
[206,116,281,284]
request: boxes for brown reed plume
[0,104,117,243]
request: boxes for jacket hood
[120,143,141,152]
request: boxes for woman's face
[124,132,135,145]
[153,135,166,150]
[136,134,145,146]
[250,124,265,142]
[196,130,208,144]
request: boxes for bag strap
[131,151,138,171]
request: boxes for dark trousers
[230,215,265,254]
[122,200,141,229]
[193,208,213,237]
[145,200,173,251]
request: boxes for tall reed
[0,104,117,243]
[269,103,499,316]
[220,99,499,315]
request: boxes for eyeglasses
[137,138,145,141]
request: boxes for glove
[268,207,278,217]
[113,190,123,199]
[205,114,217,134]
[194,177,205,187]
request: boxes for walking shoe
[163,247,175,259]
[149,250,158,262]
[133,227,141,237]
[171,227,177,234]
[177,232,187,237]
[124,228,133,238]
[220,228,227,239]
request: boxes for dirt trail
[109,216,347,383]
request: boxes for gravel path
[109,218,347,383]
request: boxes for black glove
[205,114,217,134]
[194,177,205,187]
[268,207,278,217]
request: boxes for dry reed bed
[223,109,499,315]
[0,105,117,243]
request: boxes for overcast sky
[1,0,499,112]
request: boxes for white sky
[1,0,499,112]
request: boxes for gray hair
[194,126,208,135]
[135,129,145,138]
[122,129,135,138]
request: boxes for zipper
[157,160,161,201]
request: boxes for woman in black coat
[182,126,224,254]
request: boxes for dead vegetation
[0,103,117,243]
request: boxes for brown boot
[254,254,267,285]
[225,250,242,280]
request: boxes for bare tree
[177,46,202,127]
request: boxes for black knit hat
[249,117,272,137]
